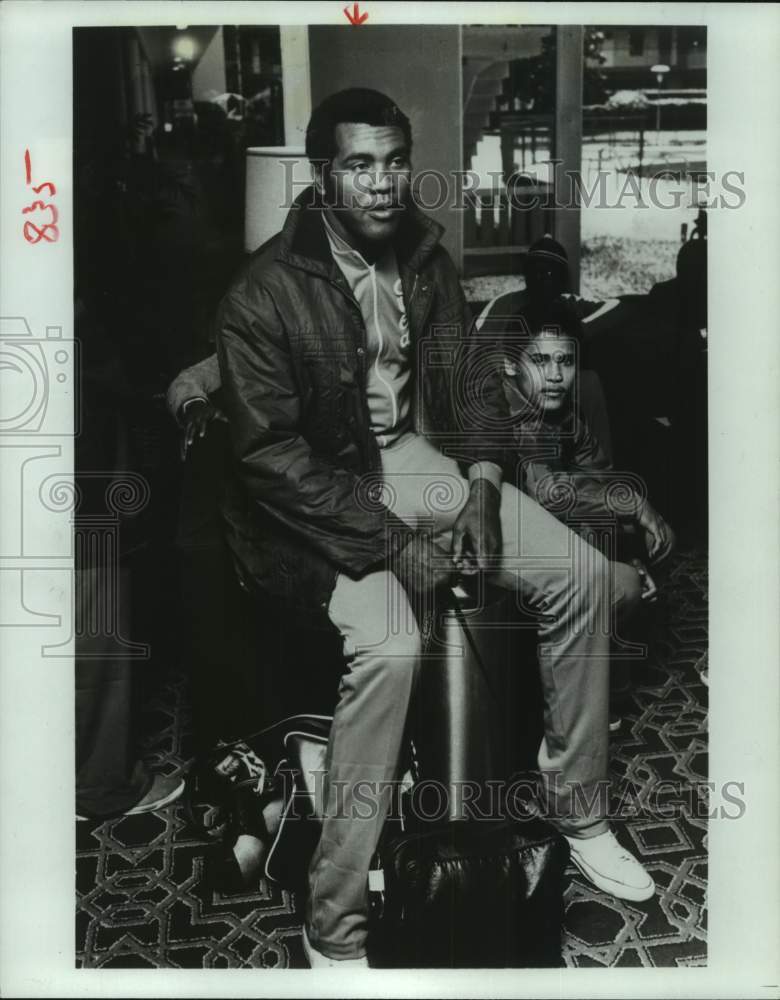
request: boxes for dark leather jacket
[216,186,508,610]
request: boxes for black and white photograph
[0,2,778,997]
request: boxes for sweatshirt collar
[276,185,444,278]
[321,209,398,277]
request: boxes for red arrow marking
[343,2,368,24]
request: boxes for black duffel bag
[367,792,568,968]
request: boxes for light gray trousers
[306,432,641,959]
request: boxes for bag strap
[242,712,333,748]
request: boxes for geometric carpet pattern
[76,548,707,969]
[563,549,708,968]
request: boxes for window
[629,29,645,57]
[678,27,706,53]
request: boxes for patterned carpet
[76,547,708,970]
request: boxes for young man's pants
[306,432,641,959]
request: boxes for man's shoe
[565,830,655,902]
[77,773,185,821]
[302,926,369,968]
[124,773,185,815]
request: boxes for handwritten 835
[22,149,59,244]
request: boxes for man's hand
[451,478,502,576]
[180,398,223,461]
[392,531,453,600]
[636,499,676,564]
[630,558,658,602]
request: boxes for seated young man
[501,299,675,599]
[475,236,618,458]
[499,300,676,732]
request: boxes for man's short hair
[305,88,412,169]
[502,299,586,372]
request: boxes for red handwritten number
[24,220,60,244]
[22,199,50,214]
[22,150,58,243]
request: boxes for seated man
[480,233,618,322]
[188,88,656,967]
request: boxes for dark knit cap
[525,234,569,271]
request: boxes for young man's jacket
[502,374,642,543]
[215,186,508,610]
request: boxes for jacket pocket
[303,357,358,453]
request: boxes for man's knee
[525,532,612,620]
[569,536,612,607]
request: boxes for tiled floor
[76,547,707,969]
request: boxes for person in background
[166,353,225,460]
[75,295,185,821]
[477,233,621,326]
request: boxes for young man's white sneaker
[302,926,369,968]
[565,830,655,902]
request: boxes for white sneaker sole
[569,849,655,902]
[302,927,369,968]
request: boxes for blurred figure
[75,296,184,820]
[669,214,707,544]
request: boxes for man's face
[321,122,411,247]
[517,332,577,416]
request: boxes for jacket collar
[275,185,444,279]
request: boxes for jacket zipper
[324,274,377,466]
[325,268,431,471]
